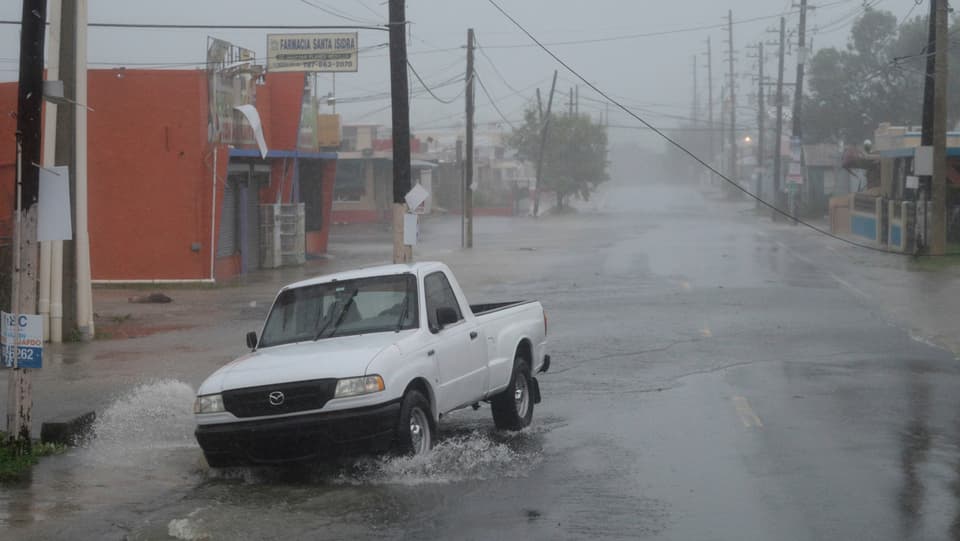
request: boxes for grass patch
[0,436,67,482]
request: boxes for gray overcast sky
[0,1,917,147]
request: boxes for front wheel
[396,390,433,456]
[492,358,534,430]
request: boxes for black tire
[396,390,434,456]
[492,358,534,430]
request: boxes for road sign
[1,312,43,369]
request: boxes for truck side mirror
[246,331,258,350]
[435,307,459,330]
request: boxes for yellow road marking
[733,396,763,428]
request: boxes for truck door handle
[470,331,479,340]
[427,349,435,356]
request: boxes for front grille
[222,379,337,418]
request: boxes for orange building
[0,68,337,282]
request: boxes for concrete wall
[87,70,223,281]
[0,69,318,282]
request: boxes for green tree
[805,8,960,144]
[508,106,609,210]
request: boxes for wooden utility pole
[464,28,475,248]
[789,0,808,222]
[388,0,412,263]
[705,37,714,166]
[727,10,737,187]
[773,17,786,219]
[919,0,936,249]
[756,42,765,202]
[931,0,948,255]
[533,71,558,217]
[691,55,699,124]
[791,0,808,142]
[8,0,47,445]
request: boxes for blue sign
[1,312,43,369]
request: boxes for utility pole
[457,138,464,247]
[919,0,936,250]
[773,17,786,220]
[704,37,715,168]
[931,0,948,255]
[464,28,475,248]
[789,0,808,222]
[692,55,699,124]
[536,88,543,120]
[726,10,738,190]
[8,0,47,445]
[755,42,765,204]
[533,71,558,217]
[388,0,412,263]
[569,87,574,116]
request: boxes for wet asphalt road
[3,182,960,540]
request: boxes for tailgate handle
[427,349,436,356]
[470,331,479,340]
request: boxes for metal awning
[228,148,338,160]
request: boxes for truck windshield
[259,274,419,348]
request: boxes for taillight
[543,311,548,335]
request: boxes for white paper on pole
[906,175,919,189]
[404,183,430,211]
[38,166,72,241]
[234,104,269,159]
[403,212,418,246]
[914,146,933,176]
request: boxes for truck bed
[469,300,533,316]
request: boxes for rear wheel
[396,390,433,456]
[492,358,534,430]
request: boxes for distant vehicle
[193,262,550,467]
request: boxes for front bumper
[195,399,401,465]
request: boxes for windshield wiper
[395,296,410,332]
[315,289,358,340]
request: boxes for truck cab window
[425,272,463,331]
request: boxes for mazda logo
[268,391,285,406]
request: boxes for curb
[41,411,96,446]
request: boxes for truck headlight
[335,375,385,398]
[194,394,225,414]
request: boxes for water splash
[339,429,543,486]
[84,379,198,464]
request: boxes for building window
[334,161,365,202]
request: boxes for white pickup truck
[194,262,550,467]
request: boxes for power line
[474,34,522,94]
[0,20,388,31]
[474,71,516,129]
[484,0,956,257]
[407,61,465,104]
[298,0,381,26]
[476,0,852,49]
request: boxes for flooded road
[4,182,960,540]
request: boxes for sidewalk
[761,210,960,358]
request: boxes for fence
[851,193,883,242]
[887,200,915,253]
